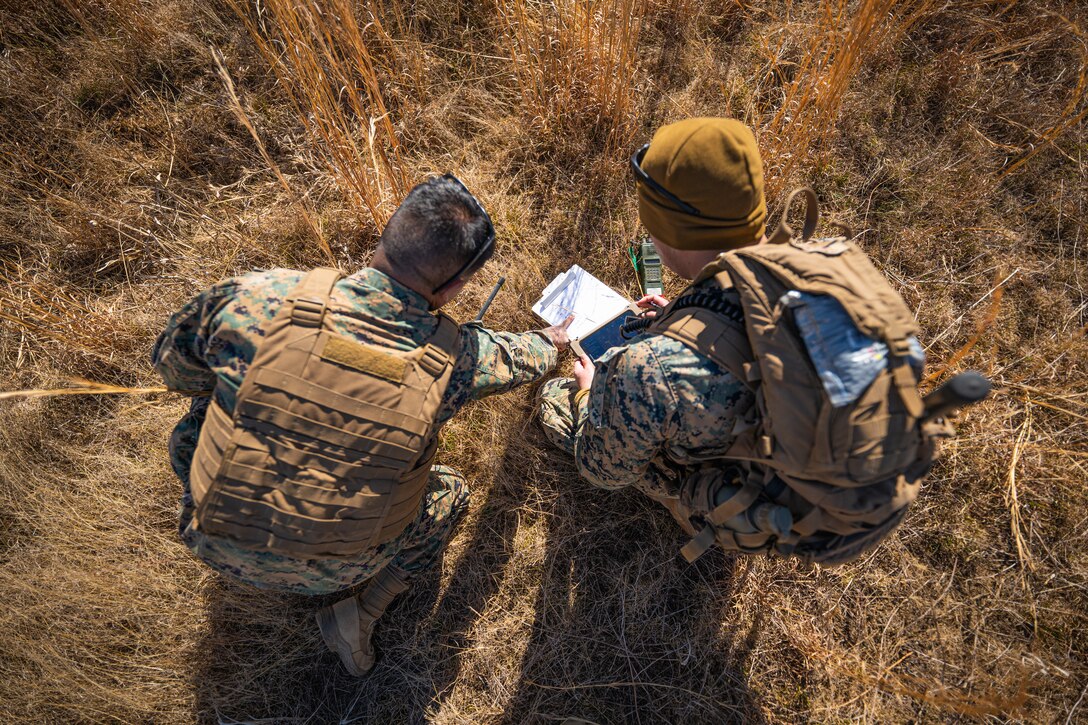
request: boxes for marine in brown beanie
[538,117,765,523]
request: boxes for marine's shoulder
[202,267,304,300]
[231,267,306,292]
[207,268,306,329]
[641,331,703,360]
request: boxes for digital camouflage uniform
[154,268,556,595]
[539,279,755,514]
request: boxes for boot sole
[315,606,372,677]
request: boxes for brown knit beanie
[635,117,766,250]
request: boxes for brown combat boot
[315,565,410,676]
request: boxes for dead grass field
[1,0,1086,722]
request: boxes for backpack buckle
[889,337,912,357]
[417,344,449,377]
[291,297,326,327]
[758,435,774,458]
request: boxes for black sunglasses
[630,144,702,217]
[431,174,497,296]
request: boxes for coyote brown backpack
[189,267,461,559]
[650,188,945,566]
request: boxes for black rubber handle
[922,371,991,421]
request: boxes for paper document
[532,265,631,340]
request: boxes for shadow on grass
[187,420,532,723]
[495,487,767,724]
[188,420,764,723]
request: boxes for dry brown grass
[228,0,410,229]
[1,0,1086,722]
[501,0,649,151]
[756,0,937,199]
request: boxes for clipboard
[532,265,641,360]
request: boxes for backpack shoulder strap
[284,266,343,328]
[650,271,755,387]
[416,312,461,378]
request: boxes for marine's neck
[653,234,769,280]
[656,244,724,280]
[370,248,442,309]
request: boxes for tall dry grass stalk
[0,381,168,401]
[501,0,649,150]
[758,0,936,199]
[212,49,334,262]
[228,0,409,228]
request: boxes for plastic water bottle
[712,485,794,537]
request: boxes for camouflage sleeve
[151,281,241,393]
[440,324,558,418]
[574,343,678,490]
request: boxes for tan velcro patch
[322,336,407,383]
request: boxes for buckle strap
[417,344,449,377]
[286,267,342,328]
[291,297,326,327]
[681,524,717,563]
[708,477,763,526]
[415,312,461,378]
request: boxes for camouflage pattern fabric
[538,293,755,502]
[155,267,556,595]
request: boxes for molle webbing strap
[248,367,431,436]
[235,397,419,461]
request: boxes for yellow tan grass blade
[0,384,169,401]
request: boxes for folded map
[532,265,631,341]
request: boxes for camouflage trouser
[170,397,470,596]
[537,377,582,456]
[538,377,695,533]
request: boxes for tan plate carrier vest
[649,188,947,566]
[189,267,461,559]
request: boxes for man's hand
[636,293,669,318]
[541,314,575,351]
[574,354,595,391]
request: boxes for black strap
[622,289,745,338]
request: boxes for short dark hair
[379,175,495,287]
